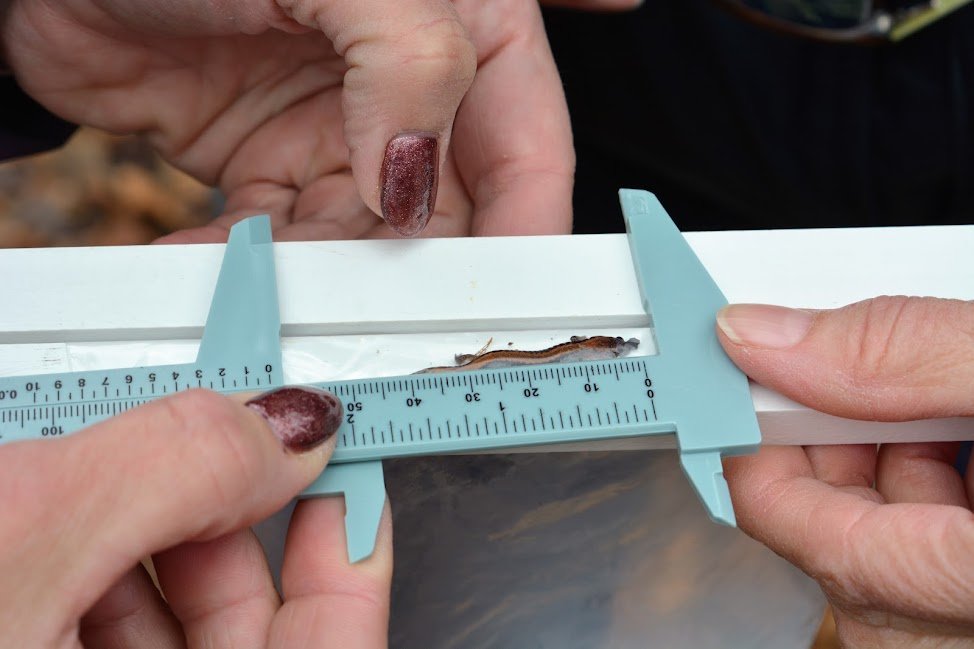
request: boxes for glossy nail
[717,304,814,349]
[380,133,438,237]
[246,386,342,452]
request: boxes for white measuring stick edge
[1,224,972,448]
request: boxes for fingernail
[380,133,438,237]
[717,304,814,349]
[246,386,342,452]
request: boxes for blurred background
[0,128,839,648]
[0,128,216,248]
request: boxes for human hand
[1,0,574,240]
[717,297,974,647]
[0,386,393,648]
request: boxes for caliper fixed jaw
[619,188,761,527]
[196,214,284,379]
[202,217,388,563]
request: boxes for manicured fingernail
[380,133,438,237]
[246,386,342,452]
[717,304,814,349]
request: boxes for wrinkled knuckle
[396,19,477,88]
[845,296,918,388]
[159,390,263,508]
[341,578,388,612]
[287,540,391,606]
[814,510,875,605]
[294,575,388,613]
[804,504,850,580]
[160,389,238,437]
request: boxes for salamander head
[613,337,640,356]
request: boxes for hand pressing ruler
[0,190,760,562]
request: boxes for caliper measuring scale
[0,190,762,562]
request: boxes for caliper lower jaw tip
[679,450,737,527]
[300,460,387,563]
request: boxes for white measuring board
[0,224,970,340]
[1,222,971,448]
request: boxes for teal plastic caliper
[0,189,761,562]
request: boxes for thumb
[11,386,341,605]
[716,296,974,420]
[284,0,477,236]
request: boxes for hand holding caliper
[723,298,974,647]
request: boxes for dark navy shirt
[543,1,974,232]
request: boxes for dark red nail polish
[246,386,342,452]
[380,133,438,237]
